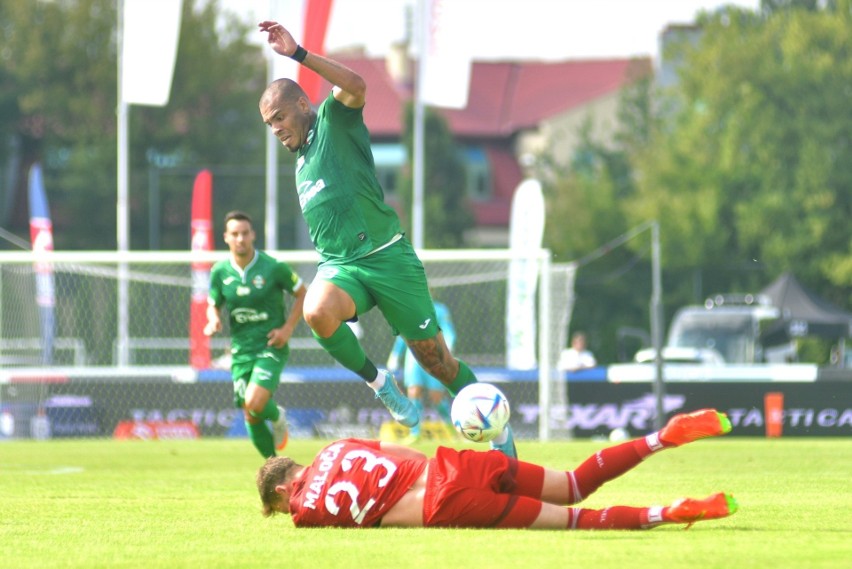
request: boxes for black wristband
[290,45,308,63]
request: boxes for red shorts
[423,446,541,528]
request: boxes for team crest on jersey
[252,275,265,289]
[317,267,339,280]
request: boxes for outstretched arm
[258,20,366,109]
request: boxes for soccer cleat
[376,370,420,428]
[490,423,518,459]
[272,405,289,451]
[659,408,732,447]
[666,492,738,529]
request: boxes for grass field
[2,436,850,569]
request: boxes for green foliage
[0,0,272,250]
[539,73,659,362]
[539,4,852,360]
[399,103,474,248]
[633,4,852,304]
[2,438,850,568]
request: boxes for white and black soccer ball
[451,383,511,443]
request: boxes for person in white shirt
[558,332,597,371]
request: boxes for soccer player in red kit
[256,408,738,529]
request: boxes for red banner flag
[299,0,334,103]
[189,169,213,369]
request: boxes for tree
[0,0,269,250]
[628,3,852,308]
[536,68,659,363]
[399,103,474,248]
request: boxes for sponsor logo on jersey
[231,308,269,324]
[418,318,431,329]
[317,267,339,280]
[223,276,236,285]
[297,179,326,210]
[236,285,250,296]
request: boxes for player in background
[256,409,737,529]
[256,20,517,457]
[204,211,307,458]
[387,298,456,443]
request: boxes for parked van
[638,294,785,364]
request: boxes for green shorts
[230,347,288,409]
[316,238,439,341]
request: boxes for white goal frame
[0,248,569,441]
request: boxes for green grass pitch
[2,437,850,568]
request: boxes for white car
[633,347,725,365]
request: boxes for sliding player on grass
[256,408,738,529]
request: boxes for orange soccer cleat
[666,492,739,529]
[659,408,732,447]
[272,405,289,451]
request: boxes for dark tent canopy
[760,272,852,341]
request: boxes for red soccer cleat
[666,492,739,529]
[659,408,732,447]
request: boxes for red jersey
[289,439,427,528]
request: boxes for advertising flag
[121,0,182,106]
[505,179,545,369]
[418,0,472,109]
[28,163,56,365]
[189,169,213,369]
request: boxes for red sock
[569,439,654,504]
[570,506,657,530]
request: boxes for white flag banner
[506,179,546,370]
[121,0,182,106]
[269,0,306,83]
[418,0,472,109]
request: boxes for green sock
[313,324,377,381]
[246,420,275,458]
[446,360,477,396]
[249,399,280,422]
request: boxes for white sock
[367,370,385,392]
[644,506,665,527]
[491,426,509,445]
[644,432,664,454]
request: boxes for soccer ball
[608,427,630,442]
[451,383,511,443]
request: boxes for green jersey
[208,251,302,364]
[295,92,401,262]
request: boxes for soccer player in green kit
[257,20,517,457]
[205,211,307,458]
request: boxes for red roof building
[316,55,652,245]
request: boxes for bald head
[259,78,314,153]
[260,78,306,108]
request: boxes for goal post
[0,249,571,441]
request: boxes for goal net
[0,249,572,442]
